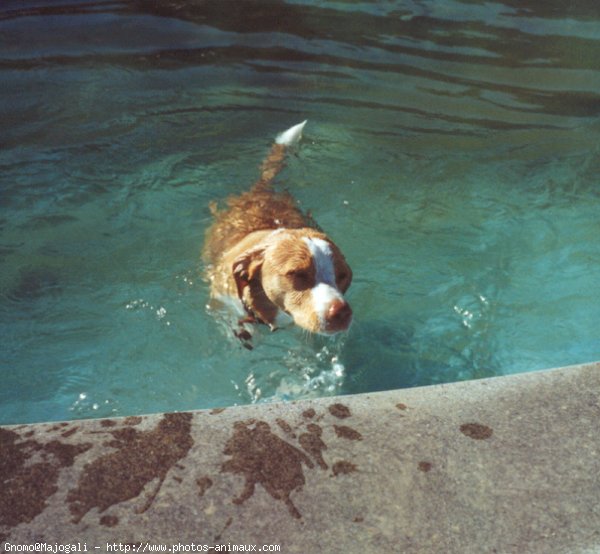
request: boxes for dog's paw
[234,322,254,350]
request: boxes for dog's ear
[232,246,265,300]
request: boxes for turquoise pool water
[1,0,600,424]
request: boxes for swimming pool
[1,0,599,425]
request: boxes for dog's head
[232,229,352,334]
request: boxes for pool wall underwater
[2,360,599,554]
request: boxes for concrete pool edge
[1,361,599,553]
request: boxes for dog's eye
[288,269,309,281]
[286,269,313,288]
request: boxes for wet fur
[203,145,311,264]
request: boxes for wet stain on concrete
[299,424,327,470]
[302,408,316,419]
[276,418,296,438]
[47,423,69,433]
[222,420,313,519]
[197,476,213,497]
[460,423,493,440]
[332,461,357,476]
[418,461,433,473]
[333,425,363,441]
[67,412,193,523]
[0,428,91,530]
[214,516,233,541]
[4,404,363,531]
[61,427,79,438]
[221,406,364,519]
[100,515,119,527]
[328,403,351,419]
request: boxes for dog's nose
[326,299,352,332]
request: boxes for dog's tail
[275,120,307,147]
[254,120,307,191]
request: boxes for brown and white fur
[203,121,352,341]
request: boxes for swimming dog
[203,121,352,343]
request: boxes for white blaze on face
[303,237,343,327]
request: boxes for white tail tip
[275,120,307,146]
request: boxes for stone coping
[1,361,599,553]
